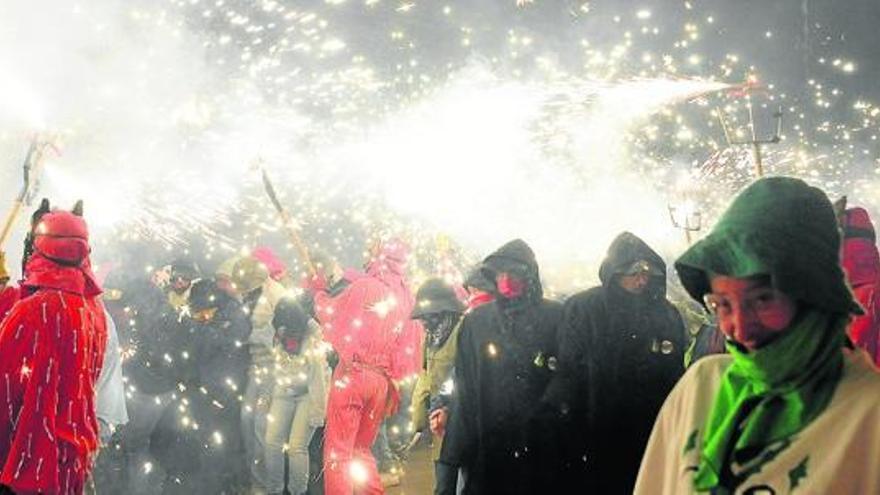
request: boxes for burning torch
[0,134,58,248]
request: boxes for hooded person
[263,298,329,495]
[231,255,288,490]
[409,279,467,495]
[635,177,880,494]
[543,231,686,492]
[158,277,252,494]
[103,263,198,495]
[307,237,421,495]
[439,239,564,495]
[165,259,200,311]
[840,206,880,365]
[0,204,108,495]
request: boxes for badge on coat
[651,339,675,355]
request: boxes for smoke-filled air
[0,1,879,494]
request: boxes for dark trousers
[307,427,325,495]
[434,461,459,495]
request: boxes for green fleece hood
[675,176,861,316]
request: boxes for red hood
[365,238,410,289]
[843,238,880,288]
[843,207,880,288]
[23,211,101,296]
[252,246,288,281]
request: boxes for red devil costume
[0,208,107,495]
[313,238,422,495]
[842,207,880,365]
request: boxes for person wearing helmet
[263,298,330,495]
[232,255,288,491]
[0,202,108,495]
[410,279,466,495]
[167,259,201,311]
[635,177,880,494]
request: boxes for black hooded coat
[104,276,190,395]
[545,232,686,493]
[161,279,253,493]
[439,239,564,495]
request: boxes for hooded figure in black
[439,239,564,495]
[544,232,686,493]
[102,270,196,495]
[160,277,252,494]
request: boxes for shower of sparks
[0,2,875,292]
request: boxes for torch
[257,162,317,277]
[0,134,57,248]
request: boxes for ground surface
[387,445,433,495]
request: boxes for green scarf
[693,310,847,491]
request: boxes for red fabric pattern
[0,286,21,324]
[314,240,422,381]
[23,225,101,298]
[323,366,389,495]
[849,284,880,366]
[0,290,107,494]
[842,237,880,288]
[842,210,880,366]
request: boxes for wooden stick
[260,168,317,277]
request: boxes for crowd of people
[0,175,879,494]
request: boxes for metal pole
[748,99,764,177]
[752,143,764,178]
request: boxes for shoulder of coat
[564,286,605,306]
[679,354,732,392]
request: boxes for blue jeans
[264,393,316,494]
[242,365,274,488]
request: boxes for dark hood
[481,238,543,302]
[273,297,311,337]
[598,232,667,297]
